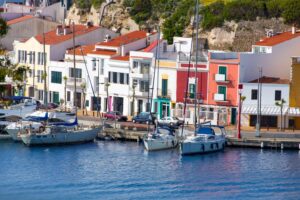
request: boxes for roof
[67,44,116,56]
[97,30,148,47]
[7,15,34,25]
[34,25,99,45]
[255,31,300,46]
[111,55,130,61]
[248,76,289,84]
[143,39,161,52]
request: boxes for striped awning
[242,105,288,116]
[242,105,300,116]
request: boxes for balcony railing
[157,89,172,99]
[214,93,226,102]
[67,77,86,86]
[215,74,229,83]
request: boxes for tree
[0,18,9,38]
[275,98,286,131]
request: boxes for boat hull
[6,129,21,141]
[21,128,100,146]
[180,138,225,155]
[144,138,178,151]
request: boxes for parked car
[157,116,184,128]
[103,111,128,121]
[132,112,157,124]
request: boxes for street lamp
[256,67,263,137]
[237,84,243,139]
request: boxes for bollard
[281,143,284,150]
[260,142,264,148]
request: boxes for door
[76,92,81,108]
[113,97,124,114]
[218,86,227,100]
[138,100,143,114]
[231,108,237,125]
[218,66,227,79]
[162,79,168,97]
[53,92,59,104]
[161,102,170,118]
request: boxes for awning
[242,105,300,117]
[242,105,288,116]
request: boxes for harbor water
[1,140,300,200]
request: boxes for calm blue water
[0,141,300,200]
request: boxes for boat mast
[194,0,200,135]
[72,22,77,116]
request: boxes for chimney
[56,25,63,35]
[104,34,111,42]
[292,25,296,34]
[63,25,71,35]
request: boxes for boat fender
[39,126,45,133]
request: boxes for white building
[14,24,117,103]
[241,76,290,129]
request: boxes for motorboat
[180,124,226,155]
[143,126,178,151]
[20,125,100,146]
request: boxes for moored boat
[180,125,226,155]
[143,126,178,151]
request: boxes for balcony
[157,89,172,99]
[214,93,227,102]
[67,77,86,87]
[215,74,229,83]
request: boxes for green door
[189,83,195,98]
[231,108,237,124]
[218,66,227,80]
[162,79,168,97]
[53,92,59,104]
[218,86,226,100]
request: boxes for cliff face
[67,2,291,52]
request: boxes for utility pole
[256,67,262,137]
[194,0,200,135]
[43,29,47,106]
[72,22,77,111]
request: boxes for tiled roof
[7,15,34,25]
[66,44,116,56]
[248,76,289,84]
[143,39,161,52]
[111,55,130,61]
[97,31,148,47]
[255,31,300,46]
[34,25,99,45]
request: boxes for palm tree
[63,76,68,111]
[275,98,286,131]
[80,82,87,113]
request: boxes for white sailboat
[20,23,100,146]
[179,0,225,155]
[180,124,226,155]
[6,111,76,141]
[144,127,178,151]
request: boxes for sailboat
[20,23,100,146]
[179,0,226,155]
[143,28,178,151]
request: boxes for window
[189,83,195,98]
[133,61,139,68]
[100,59,104,75]
[218,86,227,100]
[218,66,227,80]
[140,80,149,92]
[85,100,89,107]
[69,68,82,78]
[275,90,281,101]
[67,91,71,101]
[251,89,257,100]
[113,72,117,83]
[140,62,150,74]
[37,70,44,83]
[126,74,129,85]
[51,71,62,84]
[162,79,168,96]
[92,59,97,71]
[38,52,46,65]
[120,73,124,84]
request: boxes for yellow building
[289,57,300,129]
